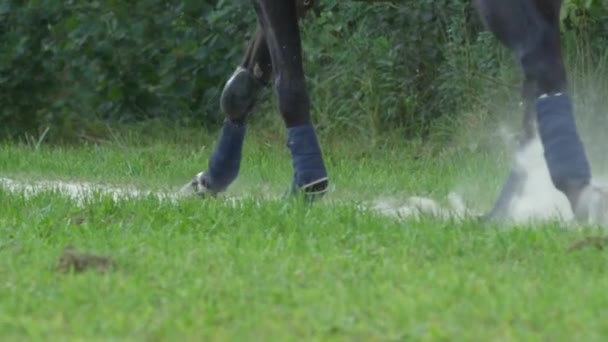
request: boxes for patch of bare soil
[56,245,116,274]
[567,236,608,253]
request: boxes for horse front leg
[478,0,608,224]
[253,0,329,201]
[182,26,272,196]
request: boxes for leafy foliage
[0,0,252,139]
[562,0,607,29]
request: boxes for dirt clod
[56,245,116,274]
[567,236,608,253]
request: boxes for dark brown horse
[183,0,607,224]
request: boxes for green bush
[300,0,509,140]
[0,0,253,140]
[0,0,606,141]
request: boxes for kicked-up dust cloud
[1,134,604,227]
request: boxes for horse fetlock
[220,67,264,122]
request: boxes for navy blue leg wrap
[536,94,591,191]
[287,124,328,189]
[206,120,246,192]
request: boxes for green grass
[1,128,607,341]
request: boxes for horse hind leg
[253,0,328,201]
[479,0,608,224]
[182,27,272,196]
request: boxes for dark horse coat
[183,0,606,224]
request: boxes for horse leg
[485,76,538,220]
[252,0,329,200]
[477,0,607,223]
[182,26,272,196]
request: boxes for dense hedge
[0,0,606,141]
[0,0,254,139]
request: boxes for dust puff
[371,192,473,220]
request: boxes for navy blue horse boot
[537,93,590,193]
[535,93,608,223]
[182,120,246,196]
[182,66,265,197]
[537,93,590,192]
[284,124,329,203]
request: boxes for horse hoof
[480,211,507,224]
[284,177,329,204]
[574,185,608,226]
[180,171,216,198]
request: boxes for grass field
[1,127,608,341]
